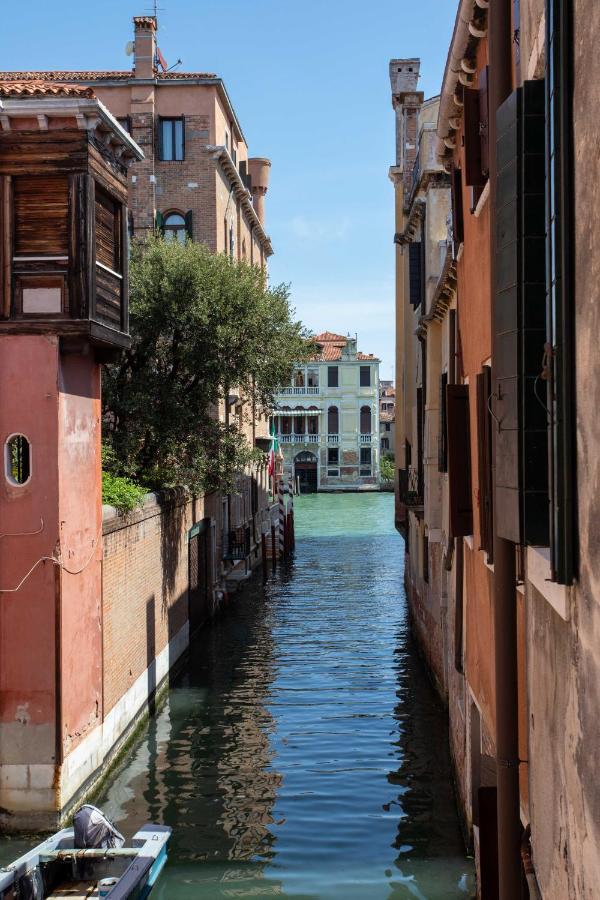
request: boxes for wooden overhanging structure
[0,84,143,357]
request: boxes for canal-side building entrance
[294,451,318,493]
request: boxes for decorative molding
[207,144,273,257]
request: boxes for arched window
[360,405,371,434]
[164,212,187,243]
[307,406,319,434]
[281,407,292,434]
[295,406,306,434]
[328,406,339,434]
[5,434,31,485]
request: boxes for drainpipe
[489,2,521,897]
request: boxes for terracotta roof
[0,70,217,82]
[314,330,347,344]
[0,81,96,98]
[380,412,395,423]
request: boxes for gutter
[435,0,489,167]
[207,145,274,257]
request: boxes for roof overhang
[208,144,273,257]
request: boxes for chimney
[133,16,157,80]
[389,58,423,206]
[247,157,271,226]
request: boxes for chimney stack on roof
[133,16,157,80]
[247,157,271,226]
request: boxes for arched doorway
[294,450,318,493]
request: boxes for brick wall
[101,491,218,714]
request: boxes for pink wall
[58,354,103,758]
[0,336,60,766]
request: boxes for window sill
[527,546,570,621]
[472,180,490,219]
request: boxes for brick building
[393,1,600,897]
[0,16,273,266]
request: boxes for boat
[0,816,170,899]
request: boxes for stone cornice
[393,198,425,245]
[208,145,273,257]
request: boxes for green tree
[380,454,395,482]
[102,237,311,494]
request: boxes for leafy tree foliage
[103,237,312,494]
[380,454,395,482]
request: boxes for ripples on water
[24,493,475,898]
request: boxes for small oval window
[5,434,31,486]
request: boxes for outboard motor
[73,804,125,849]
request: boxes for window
[116,116,131,134]
[360,405,371,434]
[438,372,448,472]
[360,365,371,387]
[545,0,576,583]
[328,469,340,477]
[360,447,371,466]
[327,447,339,465]
[476,366,494,562]
[409,242,423,308]
[451,165,464,251]
[447,384,473,536]
[14,174,68,257]
[327,366,339,388]
[382,438,389,450]
[229,222,235,258]
[307,369,319,388]
[385,422,391,432]
[5,434,31,485]
[159,117,184,161]
[163,212,187,244]
[327,406,339,434]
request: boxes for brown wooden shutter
[447,383,473,536]
[476,366,494,561]
[451,165,464,250]
[464,88,485,187]
[409,242,422,307]
[14,175,68,256]
[95,188,120,272]
[479,66,489,178]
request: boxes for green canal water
[1,493,475,898]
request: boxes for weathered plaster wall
[527,3,600,894]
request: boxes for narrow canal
[1,493,475,897]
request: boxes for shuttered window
[476,366,494,562]
[464,88,485,187]
[95,188,121,273]
[14,175,68,256]
[546,0,576,584]
[451,166,464,251]
[447,384,473,537]
[438,372,448,472]
[409,242,423,308]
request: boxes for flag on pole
[268,420,279,477]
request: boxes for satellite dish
[125,41,135,57]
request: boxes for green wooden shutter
[155,210,165,235]
[476,366,494,561]
[494,81,549,546]
[447,384,473,537]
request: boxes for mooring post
[271,524,277,571]
[261,531,268,579]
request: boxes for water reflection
[92,493,474,898]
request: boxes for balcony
[327,434,339,444]
[360,433,374,444]
[398,466,424,508]
[223,525,251,561]
[279,433,320,445]
[279,386,320,396]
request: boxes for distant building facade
[272,332,380,492]
[379,381,395,455]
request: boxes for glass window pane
[174,120,184,160]
[162,120,173,160]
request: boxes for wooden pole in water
[261,531,268,579]
[271,524,277,571]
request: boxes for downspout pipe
[489,2,521,897]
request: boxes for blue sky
[1,0,457,380]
